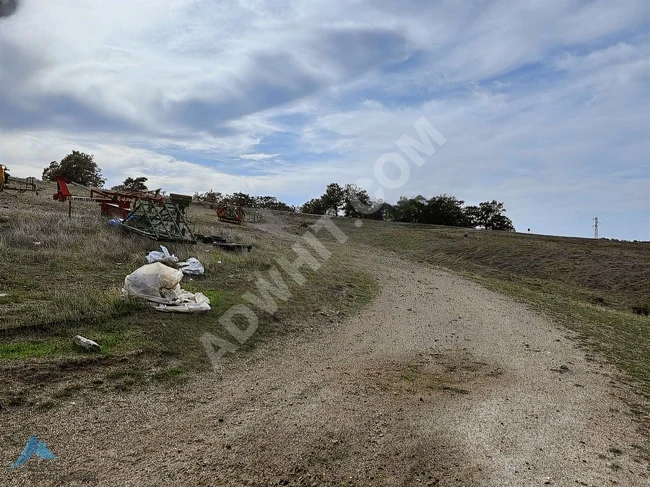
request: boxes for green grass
[53,383,84,399]
[342,219,650,312]
[0,340,61,359]
[195,289,241,309]
[130,247,378,370]
[0,196,379,408]
[152,364,187,385]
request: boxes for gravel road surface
[2,253,647,486]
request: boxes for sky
[0,0,648,240]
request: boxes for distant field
[342,218,650,312]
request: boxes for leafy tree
[192,191,294,212]
[300,198,327,215]
[42,150,105,187]
[224,192,254,208]
[392,195,427,223]
[111,177,148,193]
[424,194,472,227]
[342,184,373,218]
[381,203,397,221]
[298,185,514,229]
[193,190,223,204]
[42,161,59,181]
[322,183,345,214]
[254,196,295,212]
[463,205,479,228]
[469,200,515,231]
[299,182,381,218]
[385,194,512,229]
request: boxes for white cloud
[238,153,280,161]
[1,0,648,239]
[1,130,348,201]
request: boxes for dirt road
[2,253,648,486]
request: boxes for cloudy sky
[1,0,648,239]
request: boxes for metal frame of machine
[53,176,164,218]
[0,165,37,194]
[120,195,196,243]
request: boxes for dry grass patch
[0,194,379,407]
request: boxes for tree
[193,190,223,204]
[299,182,381,217]
[381,203,398,221]
[300,198,327,215]
[111,177,148,193]
[192,191,294,212]
[424,194,472,227]
[470,200,515,231]
[463,205,478,228]
[342,184,373,218]
[42,161,59,181]
[42,150,105,187]
[392,195,427,223]
[226,192,256,208]
[254,196,295,212]
[322,183,345,215]
[297,185,516,229]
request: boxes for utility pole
[593,217,599,239]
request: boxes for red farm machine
[216,205,246,224]
[52,176,196,243]
[52,175,163,218]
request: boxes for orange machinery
[0,165,37,194]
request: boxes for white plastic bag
[122,262,184,301]
[122,263,211,313]
[145,245,179,265]
[177,257,204,276]
[154,293,211,312]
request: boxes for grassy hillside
[341,218,649,312]
[0,192,377,408]
[1,190,648,415]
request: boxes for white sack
[145,245,179,265]
[178,257,205,276]
[122,262,183,300]
[154,293,211,313]
[122,263,211,313]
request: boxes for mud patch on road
[359,349,503,397]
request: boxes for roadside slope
[1,252,647,486]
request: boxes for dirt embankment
[1,253,648,486]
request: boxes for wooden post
[68,198,72,218]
